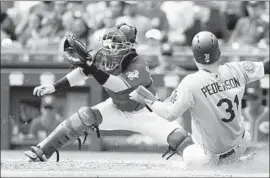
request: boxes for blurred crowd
[1,1,269,53]
[2,1,268,149]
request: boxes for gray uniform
[163,61,265,155]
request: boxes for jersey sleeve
[164,77,195,117]
[228,61,265,84]
[119,62,151,88]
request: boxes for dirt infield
[1,150,269,177]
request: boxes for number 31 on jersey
[217,95,239,123]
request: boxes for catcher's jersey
[105,57,155,112]
[164,61,265,155]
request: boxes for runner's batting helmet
[191,31,221,64]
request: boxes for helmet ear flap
[130,27,137,43]
[133,26,137,37]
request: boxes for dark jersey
[105,56,155,112]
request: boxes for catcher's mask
[99,23,137,72]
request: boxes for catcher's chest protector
[105,55,156,112]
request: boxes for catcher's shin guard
[162,128,194,160]
[24,107,102,162]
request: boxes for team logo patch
[169,90,178,104]
[243,61,255,73]
[126,70,139,80]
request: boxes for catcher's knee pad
[36,106,103,161]
[163,128,194,159]
[63,106,102,137]
[168,128,194,155]
[77,106,103,127]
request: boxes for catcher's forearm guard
[53,76,71,91]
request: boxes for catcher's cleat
[76,130,99,151]
[77,138,82,151]
[83,132,89,144]
[163,128,194,160]
[24,146,50,162]
[162,146,177,160]
[92,126,100,138]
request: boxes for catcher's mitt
[63,34,92,68]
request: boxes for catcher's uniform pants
[94,98,179,145]
[182,130,251,167]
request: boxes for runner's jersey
[164,61,265,154]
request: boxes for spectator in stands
[109,1,125,18]
[15,1,55,38]
[1,1,22,27]
[57,11,92,60]
[0,1,24,49]
[202,3,229,43]
[85,2,107,30]
[265,1,269,16]
[141,1,170,33]
[89,10,116,49]
[229,1,269,48]
[16,1,65,50]
[11,100,41,139]
[154,42,174,74]
[55,1,67,15]
[182,6,206,46]
[93,1,124,32]
[195,2,230,42]
[222,2,244,31]
[1,5,23,49]
[66,1,85,13]
[153,42,187,75]
[52,1,67,38]
[0,1,17,41]
[66,1,90,31]
[116,1,152,44]
[161,1,195,45]
[243,86,269,144]
[18,13,43,47]
[57,11,75,59]
[27,95,63,141]
[71,15,90,47]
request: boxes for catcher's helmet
[191,31,221,64]
[100,23,137,72]
[101,23,137,54]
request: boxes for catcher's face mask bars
[99,29,133,71]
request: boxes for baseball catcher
[24,23,193,162]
